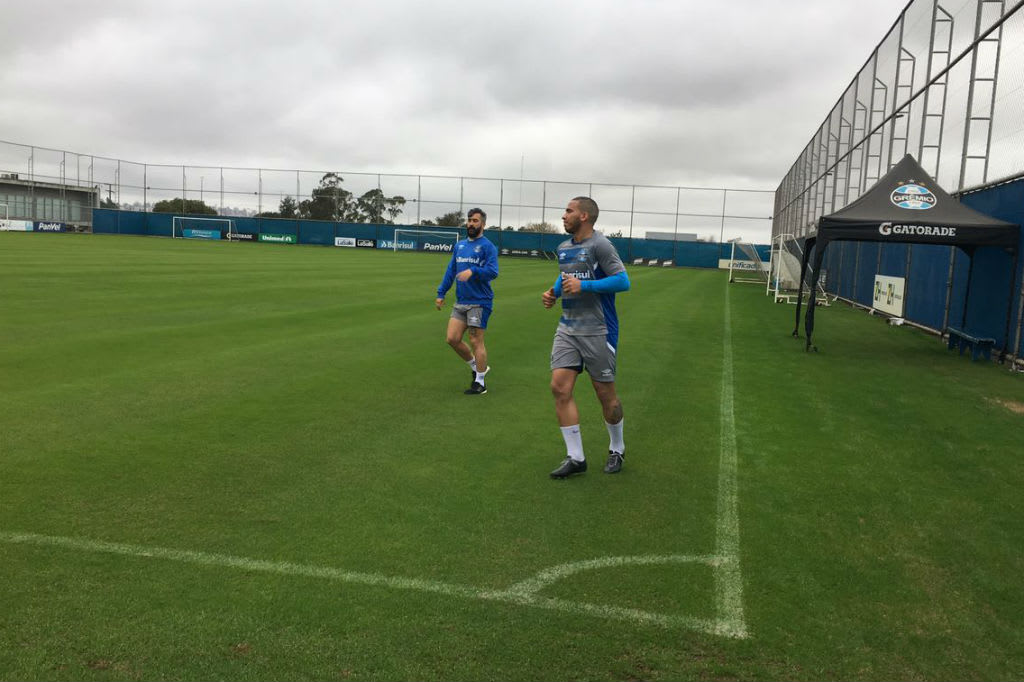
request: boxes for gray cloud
[0,0,902,239]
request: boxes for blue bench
[946,327,996,362]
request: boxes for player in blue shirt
[542,197,631,477]
[435,208,499,395]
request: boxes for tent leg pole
[1001,249,1018,363]
[942,247,955,331]
[962,254,975,329]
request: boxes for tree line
[150,172,620,233]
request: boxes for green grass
[1,232,1023,680]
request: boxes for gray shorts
[451,304,491,329]
[550,330,617,382]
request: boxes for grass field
[2,232,1024,681]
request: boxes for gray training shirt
[555,231,626,342]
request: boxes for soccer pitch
[2,233,1023,681]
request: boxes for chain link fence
[0,139,773,243]
[774,0,1024,238]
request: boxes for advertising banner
[227,232,258,241]
[259,233,297,244]
[421,241,453,253]
[500,247,551,259]
[182,228,222,240]
[356,238,377,248]
[717,259,767,272]
[873,274,906,316]
[377,238,416,250]
[34,221,66,232]
[334,237,356,247]
[0,219,34,231]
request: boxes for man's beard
[467,226,482,238]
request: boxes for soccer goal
[392,228,459,253]
[171,216,235,240]
[727,241,769,285]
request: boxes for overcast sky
[0,0,905,237]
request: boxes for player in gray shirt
[542,197,631,478]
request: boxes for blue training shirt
[436,236,499,306]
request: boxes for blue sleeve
[580,270,630,293]
[437,252,457,298]
[473,243,499,281]
[552,275,563,298]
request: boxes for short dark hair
[467,207,487,223]
[571,196,599,224]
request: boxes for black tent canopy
[794,154,1020,355]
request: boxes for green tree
[519,221,557,233]
[434,211,463,227]
[279,196,298,218]
[355,189,405,224]
[258,196,300,219]
[100,197,118,209]
[383,194,406,224]
[152,198,217,215]
[298,173,355,221]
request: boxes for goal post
[171,215,235,240]
[392,228,460,253]
[727,241,769,285]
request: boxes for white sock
[606,419,624,455]
[560,425,584,462]
[467,359,477,372]
[475,365,490,385]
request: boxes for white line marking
[715,285,749,638]
[0,531,743,636]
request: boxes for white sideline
[715,285,748,638]
[0,530,736,635]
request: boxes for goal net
[171,216,235,240]
[727,241,769,285]
[392,228,459,253]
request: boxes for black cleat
[603,451,624,474]
[550,457,587,479]
[464,381,487,395]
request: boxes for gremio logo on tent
[878,222,957,237]
[890,183,936,210]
